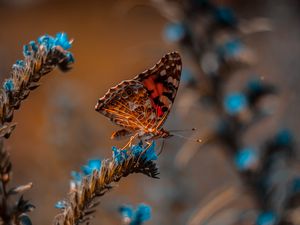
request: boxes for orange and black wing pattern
[95,80,157,132]
[134,51,182,127]
[95,52,182,134]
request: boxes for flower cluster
[256,211,277,225]
[119,204,152,225]
[22,33,73,59]
[53,142,159,225]
[68,159,102,188]
[221,78,277,119]
[0,32,74,133]
[113,142,158,164]
[234,147,259,171]
[217,39,246,63]
[223,92,248,115]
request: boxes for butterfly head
[158,129,172,138]
[146,128,173,141]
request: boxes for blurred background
[0,0,300,224]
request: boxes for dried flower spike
[0,32,74,225]
[54,142,159,225]
[0,32,74,129]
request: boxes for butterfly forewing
[134,52,182,127]
[96,80,157,132]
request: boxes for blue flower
[19,214,33,225]
[275,129,293,146]
[22,33,73,60]
[134,204,151,224]
[235,147,258,171]
[119,204,152,225]
[15,60,25,68]
[214,6,237,26]
[256,211,277,225]
[119,204,134,219]
[29,41,38,52]
[224,92,248,115]
[3,79,15,92]
[66,52,75,63]
[131,143,144,157]
[55,200,67,209]
[23,45,31,57]
[71,171,83,184]
[292,177,300,193]
[164,22,186,42]
[55,32,72,50]
[218,39,243,59]
[143,142,157,161]
[81,159,102,175]
[112,147,128,164]
[113,142,157,165]
[36,33,73,51]
[38,34,56,50]
[131,142,158,161]
[247,79,263,93]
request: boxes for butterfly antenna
[169,128,197,133]
[171,133,202,143]
[158,139,165,156]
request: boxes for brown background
[0,0,299,224]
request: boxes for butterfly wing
[134,51,182,128]
[95,52,182,136]
[95,80,157,132]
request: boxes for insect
[95,52,182,149]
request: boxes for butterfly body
[144,128,173,141]
[95,52,182,148]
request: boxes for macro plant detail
[54,143,158,225]
[53,53,185,225]
[0,32,162,225]
[0,32,74,225]
[1,33,74,130]
[0,31,162,225]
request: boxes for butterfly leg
[157,139,165,156]
[111,129,132,140]
[145,141,152,148]
[121,133,138,150]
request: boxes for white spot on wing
[173,79,179,86]
[160,70,167,76]
[145,99,152,105]
[128,102,137,110]
[167,76,174,83]
[151,113,156,119]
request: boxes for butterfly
[95,52,182,149]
